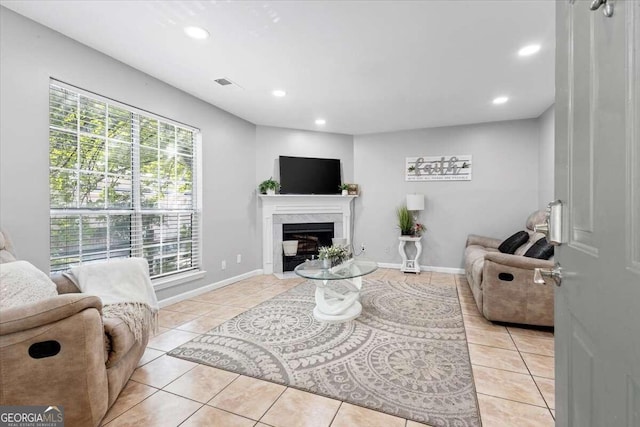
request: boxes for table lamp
[406,194,425,222]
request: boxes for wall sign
[406,155,472,181]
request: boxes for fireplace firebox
[282,222,334,271]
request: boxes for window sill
[153,270,206,291]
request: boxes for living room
[1,1,637,427]
[0,2,555,302]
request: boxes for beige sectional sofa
[463,211,555,327]
[0,230,149,426]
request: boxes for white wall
[538,104,555,208]
[0,8,259,300]
[353,119,540,269]
[255,125,354,184]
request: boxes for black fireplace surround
[282,222,334,271]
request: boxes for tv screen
[279,156,341,195]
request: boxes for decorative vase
[342,189,348,196]
[331,256,345,267]
[321,256,346,269]
[282,240,298,256]
[322,257,346,268]
[266,188,276,195]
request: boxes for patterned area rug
[169,278,481,427]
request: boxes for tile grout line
[100,381,159,426]
[457,276,485,426]
[102,386,177,426]
[506,327,554,416]
[255,384,288,424]
[327,401,344,427]
[133,277,293,426]
[457,276,554,423]
[470,361,531,376]
[475,392,549,411]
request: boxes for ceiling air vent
[214,78,233,86]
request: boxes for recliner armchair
[463,211,555,327]
[0,230,150,426]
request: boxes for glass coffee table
[294,257,378,323]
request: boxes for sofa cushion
[0,260,58,308]
[498,231,529,254]
[525,210,547,231]
[524,238,555,260]
[103,317,136,368]
[471,257,485,290]
[464,245,488,273]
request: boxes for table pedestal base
[313,277,363,322]
[313,301,362,323]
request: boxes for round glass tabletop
[293,257,378,281]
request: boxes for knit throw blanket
[65,258,159,342]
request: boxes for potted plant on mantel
[396,205,414,236]
[339,183,349,196]
[258,177,279,195]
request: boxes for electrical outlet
[221,260,226,270]
[236,254,242,263]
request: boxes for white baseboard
[158,269,264,307]
[377,262,464,275]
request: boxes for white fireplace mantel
[259,194,357,274]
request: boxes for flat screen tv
[279,156,341,195]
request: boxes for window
[49,81,201,280]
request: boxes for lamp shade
[406,194,425,211]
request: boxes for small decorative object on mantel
[406,155,472,181]
[339,183,350,196]
[347,183,359,195]
[318,244,350,268]
[258,177,279,195]
[282,240,298,256]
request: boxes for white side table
[399,236,423,273]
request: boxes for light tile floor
[102,269,555,427]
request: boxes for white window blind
[49,81,201,279]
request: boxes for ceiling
[1,0,555,135]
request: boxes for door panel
[570,322,595,427]
[568,3,597,254]
[628,2,640,274]
[556,1,640,426]
[629,377,640,427]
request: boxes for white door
[555,0,640,426]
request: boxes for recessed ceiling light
[315,119,326,125]
[492,96,509,105]
[272,90,286,97]
[518,44,541,57]
[184,26,210,40]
